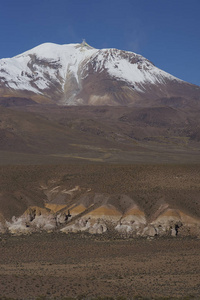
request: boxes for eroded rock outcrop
[4,206,69,234]
[61,218,107,235]
[115,205,146,237]
[1,187,200,238]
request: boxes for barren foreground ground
[0,233,200,299]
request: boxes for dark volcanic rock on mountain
[0,42,199,107]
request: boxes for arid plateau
[0,42,200,299]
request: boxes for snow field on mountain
[0,42,181,97]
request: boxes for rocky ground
[0,164,200,238]
[0,233,200,300]
[0,163,200,299]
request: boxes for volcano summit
[0,41,199,107]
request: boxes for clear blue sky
[0,0,199,86]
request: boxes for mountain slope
[0,104,200,165]
[0,42,199,106]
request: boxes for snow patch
[0,42,182,99]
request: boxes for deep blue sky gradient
[0,0,199,85]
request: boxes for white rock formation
[1,203,200,238]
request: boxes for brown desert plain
[0,103,200,300]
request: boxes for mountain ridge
[1,42,199,107]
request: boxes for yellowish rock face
[69,204,87,215]
[86,205,121,217]
[45,204,67,213]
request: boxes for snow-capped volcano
[0,43,96,97]
[0,42,199,106]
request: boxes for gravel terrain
[0,233,200,299]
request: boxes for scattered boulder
[61,217,107,234]
[6,216,31,235]
[6,206,57,234]
[142,225,157,237]
[61,217,90,233]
